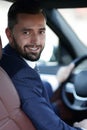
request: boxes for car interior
[0,0,87,130]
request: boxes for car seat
[0,66,36,130]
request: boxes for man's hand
[73,119,87,130]
[56,63,75,84]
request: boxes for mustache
[24,44,41,48]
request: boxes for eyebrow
[39,27,46,31]
[21,27,46,31]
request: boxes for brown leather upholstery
[0,67,36,130]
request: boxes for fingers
[68,62,75,70]
[66,63,75,75]
[56,63,75,84]
[73,119,87,130]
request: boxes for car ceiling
[3,0,87,8]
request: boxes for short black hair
[7,0,46,30]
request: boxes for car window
[0,1,12,47]
[58,8,87,73]
[39,8,87,66]
[39,26,59,63]
[59,8,87,47]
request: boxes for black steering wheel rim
[61,55,87,111]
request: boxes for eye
[40,30,46,35]
[23,31,30,35]
[21,29,32,38]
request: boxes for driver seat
[0,66,36,130]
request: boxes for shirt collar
[23,58,36,69]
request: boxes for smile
[29,47,39,51]
[24,45,40,53]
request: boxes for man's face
[6,13,46,61]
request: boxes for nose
[31,33,40,45]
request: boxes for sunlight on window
[59,8,87,47]
[40,26,58,62]
[0,0,12,47]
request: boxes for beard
[12,37,44,61]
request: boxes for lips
[29,47,39,51]
[24,45,40,53]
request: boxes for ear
[0,36,2,59]
[0,36,2,48]
[5,28,13,43]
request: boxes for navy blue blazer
[0,44,81,130]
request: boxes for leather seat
[0,67,36,130]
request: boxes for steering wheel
[61,55,87,111]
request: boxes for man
[0,1,87,130]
